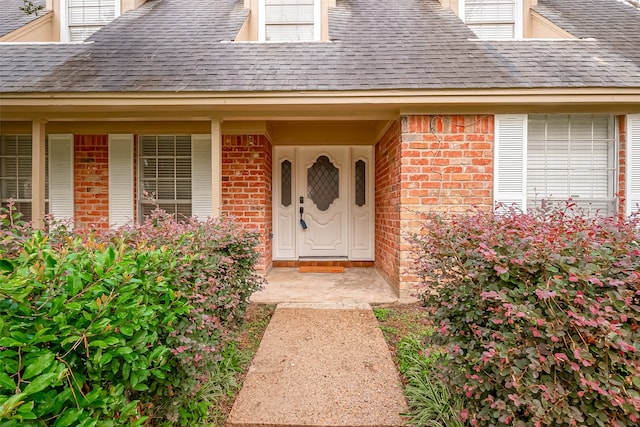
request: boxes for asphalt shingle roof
[0,0,639,93]
[534,0,640,63]
[0,0,47,37]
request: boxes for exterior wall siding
[374,120,402,294]
[74,135,110,230]
[398,115,495,296]
[221,135,273,272]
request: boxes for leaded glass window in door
[355,160,366,207]
[281,160,292,207]
[307,155,339,211]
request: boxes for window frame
[0,135,49,221]
[494,114,619,216]
[258,0,321,42]
[459,0,523,39]
[137,135,193,222]
[526,114,617,215]
[61,0,121,42]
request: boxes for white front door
[273,146,374,260]
[297,147,349,257]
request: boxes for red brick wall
[72,133,274,271]
[618,115,627,218]
[74,135,109,230]
[222,135,273,272]
[398,115,495,296]
[374,120,402,294]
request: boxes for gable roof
[0,0,46,37]
[534,0,640,63]
[0,0,639,94]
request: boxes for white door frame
[272,145,374,261]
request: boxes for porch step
[298,265,345,273]
[227,303,407,427]
[272,260,375,268]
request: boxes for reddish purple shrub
[411,204,640,426]
[122,208,263,406]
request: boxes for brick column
[374,120,402,294]
[222,135,273,272]
[398,115,495,297]
[618,115,627,218]
[74,135,110,230]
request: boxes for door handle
[299,206,307,229]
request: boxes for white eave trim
[2,87,640,104]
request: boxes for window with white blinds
[67,0,117,42]
[138,135,192,220]
[0,135,48,221]
[527,114,616,215]
[262,0,318,42]
[460,0,521,39]
[625,115,640,217]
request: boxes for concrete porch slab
[251,268,401,304]
[227,304,407,427]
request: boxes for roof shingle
[0,0,47,37]
[0,0,638,93]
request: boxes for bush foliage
[0,206,262,426]
[412,205,640,426]
[399,334,463,427]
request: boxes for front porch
[251,267,408,304]
[1,112,501,301]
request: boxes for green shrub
[0,232,185,426]
[411,205,640,426]
[0,206,262,426]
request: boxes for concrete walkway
[227,303,407,427]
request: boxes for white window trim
[60,0,121,43]
[191,134,213,221]
[258,0,321,42]
[627,114,640,217]
[458,0,523,39]
[47,134,75,225]
[494,114,528,210]
[109,134,134,228]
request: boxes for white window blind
[460,0,521,39]
[138,135,192,220]
[0,135,49,221]
[263,0,317,42]
[495,114,617,216]
[527,115,615,215]
[68,0,116,42]
[627,114,640,216]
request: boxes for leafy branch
[19,0,44,16]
